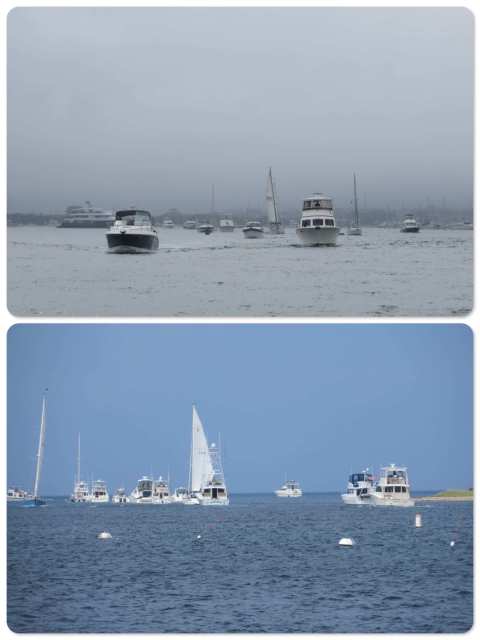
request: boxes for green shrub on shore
[435,489,473,498]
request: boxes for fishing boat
[112,488,130,504]
[296,194,339,246]
[153,476,172,503]
[370,464,415,507]
[70,434,90,502]
[242,221,264,238]
[189,406,229,505]
[347,173,362,236]
[401,215,420,232]
[23,392,48,507]
[89,479,109,503]
[266,168,284,234]
[106,209,159,253]
[7,487,32,502]
[341,470,374,504]
[219,218,235,232]
[275,479,302,497]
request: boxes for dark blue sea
[7,494,473,633]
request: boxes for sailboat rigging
[24,391,48,507]
[347,173,362,236]
[266,168,284,234]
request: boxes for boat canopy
[303,197,333,210]
[115,209,152,224]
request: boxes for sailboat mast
[353,173,359,226]
[210,184,216,216]
[76,433,81,486]
[33,393,47,499]
[269,168,279,224]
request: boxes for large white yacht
[106,209,159,253]
[275,480,302,498]
[58,202,115,228]
[401,215,420,232]
[219,218,235,232]
[296,194,338,246]
[90,480,109,503]
[370,464,415,507]
[130,476,155,503]
[341,470,374,505]
[189,406,229,505]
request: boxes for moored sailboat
[189,406,229,505]
[266,168,284,234]
[23,392,48,507]
[347,173,362,236]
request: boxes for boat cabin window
[376,486,382,492]
[395,486,402,493]
[325,219,334,227]
[401,486,407,493]
[312,218,324,227]
[385,486,394,493]
[116,210,151,226]
[302,219,311,227]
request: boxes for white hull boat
[370,464,415,507]
[296,194,338,246]
[346,173,362,236]
[106,209,159,253]
[219,218,235,232]
[275,480,302,497]
[243,221,264,238]
[341,470,374,505]
[266,168,284,234]
[401,216,420,232]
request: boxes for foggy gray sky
[7,7,473,214]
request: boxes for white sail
[266,168,279,224]
[190,406,214,493]
[33,394,47,499]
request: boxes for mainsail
[33,394,47,500]
[266,168,279,225]
[190,406,214,493]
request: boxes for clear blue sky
[7,324,472,494]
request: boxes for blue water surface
[7,494,473,632]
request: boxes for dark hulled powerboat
[106,209,159,253]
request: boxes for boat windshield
[303,199,332,210]
[115,210,152,225]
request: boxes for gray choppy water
[8,494,472,633]
[7,226,472,316]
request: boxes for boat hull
[275,491,302,497]
[347,227,362,236]
[243,229,264,239]
[199,497,230,506]
[296,227,338,246]
[341,493,372,505]
[370,495,415,507]
[106,231,159,253]
[401,227,420,233]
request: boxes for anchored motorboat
[370,464,415,507]
[58,202,114,228]
[243,221,264,238]
[106,209,159,253]
[341,470,374,505]
[163,218,175,228]
[275,479,302,497]
[401,215,420,232]
[296,194,339,246]
[7,487,32,502]
[112,487,130,504]
[219,218,235,232]
[90,479,109,503]
[130,476,155,503]
[197,223,215,235]
[183,220,197,229]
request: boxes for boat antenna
[353,173,359,227]
[76,433,81,487]
[210,184,216,215]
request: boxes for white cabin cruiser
[371,464,415,507]
[112,487,130,504]
[7,487,32,502]
[275,480,302,497]
[183,220,197,229]
[401,215,420,232]
[130,476,155,503]
[153,477,172,503]
[171,486,190,503]
[243,221,264,239]
[197,223,215,235]
[189,406,229,505]
[106,209,159,253]
[90,479,109,503]
[296,194,338,246]
[163,218,175,228]
[341,470,374,505]
[219,218,235,232]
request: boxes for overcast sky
[8,324,472,494]
[7,7,473,214]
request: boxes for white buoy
[338,537,354,547]
[450,540,456,548]
[415,513,422,528]
[196,534,202,540]
[97,531,112,539]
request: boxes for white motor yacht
[243,221,264,238]
[58,201,114,228]
[219,218,235,232]
[163,218,175,228]
[106,209,159,253]
[112,487,130,504]
[370,464,415,507]
[296,194,338,246]
[183,220,197,229]
[197,223,215,235]
[7,487,32,502]
[153,476,172,503]
[341,470,374,505]
[189,406,229,505]
[90,479,109,503]
[401,215,420,232]
[275,480,303,498]
[171,487,189,503]
[130,476,155,503]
